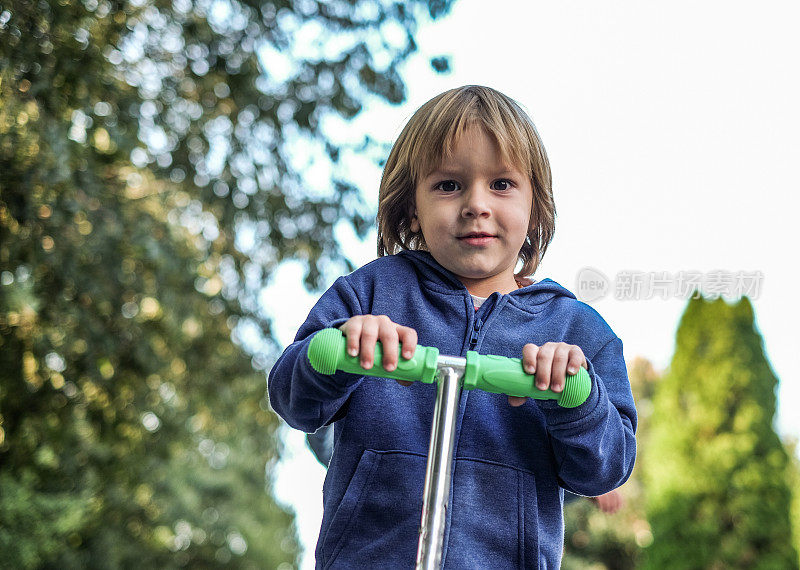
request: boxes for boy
[269,85,636,568]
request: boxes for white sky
[270,1,800,567]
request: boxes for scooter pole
[416,362,463,569]
[307,328,591,568]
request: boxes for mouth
[458,232,496,246]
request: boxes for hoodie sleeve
[267,276,365,433]
[539,335,637,497]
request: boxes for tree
[643,297,798,569]
[0,0,453,565]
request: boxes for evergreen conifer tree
[644,296,797,568]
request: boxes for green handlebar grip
[307,328,440,384]
[463,352,591,408]
[306,328,591,408]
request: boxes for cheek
[414,206,447,234]
[522,201,534,231]
[513,213,534,249]
[516,208,533,232]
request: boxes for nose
[460,185,491,219]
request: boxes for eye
[491,179,514,191]
[434,180,460,192]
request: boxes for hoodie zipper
[468,317,482,350]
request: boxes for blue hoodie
[268,250,637,569]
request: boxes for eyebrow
[426,167,523,178]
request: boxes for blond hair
[377,85,555,278]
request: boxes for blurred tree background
[642,297,797,569]
[0,0,452,566]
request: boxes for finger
[597,492,622,513]
[550,344,570,393]
[396,379,413,387]
[522,344,539,375]
[359,318,379,369]
[508,396,527,407]
[340,318,362,358]
[398,326,418,360]
[536,343,555,390]
[378,319,400,372]
[566,346,586,376]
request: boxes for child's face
[411,126,533,298]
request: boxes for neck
[459,274,519,298]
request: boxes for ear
[409,208,420,233]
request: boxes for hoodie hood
[395,249,576,306]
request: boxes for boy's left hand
[508,342,587,407]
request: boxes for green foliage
[643,297,798,569]
[563,496,639,570]
[787,439,800,567]
[0,0,453,565]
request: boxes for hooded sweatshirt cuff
[535,357,603,426]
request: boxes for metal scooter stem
[416,360,465,570]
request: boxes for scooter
[307,328,591,569]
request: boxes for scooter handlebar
[307,328,591,408]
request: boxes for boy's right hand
[338,315,418,385]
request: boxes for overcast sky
[270,2,800,566]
